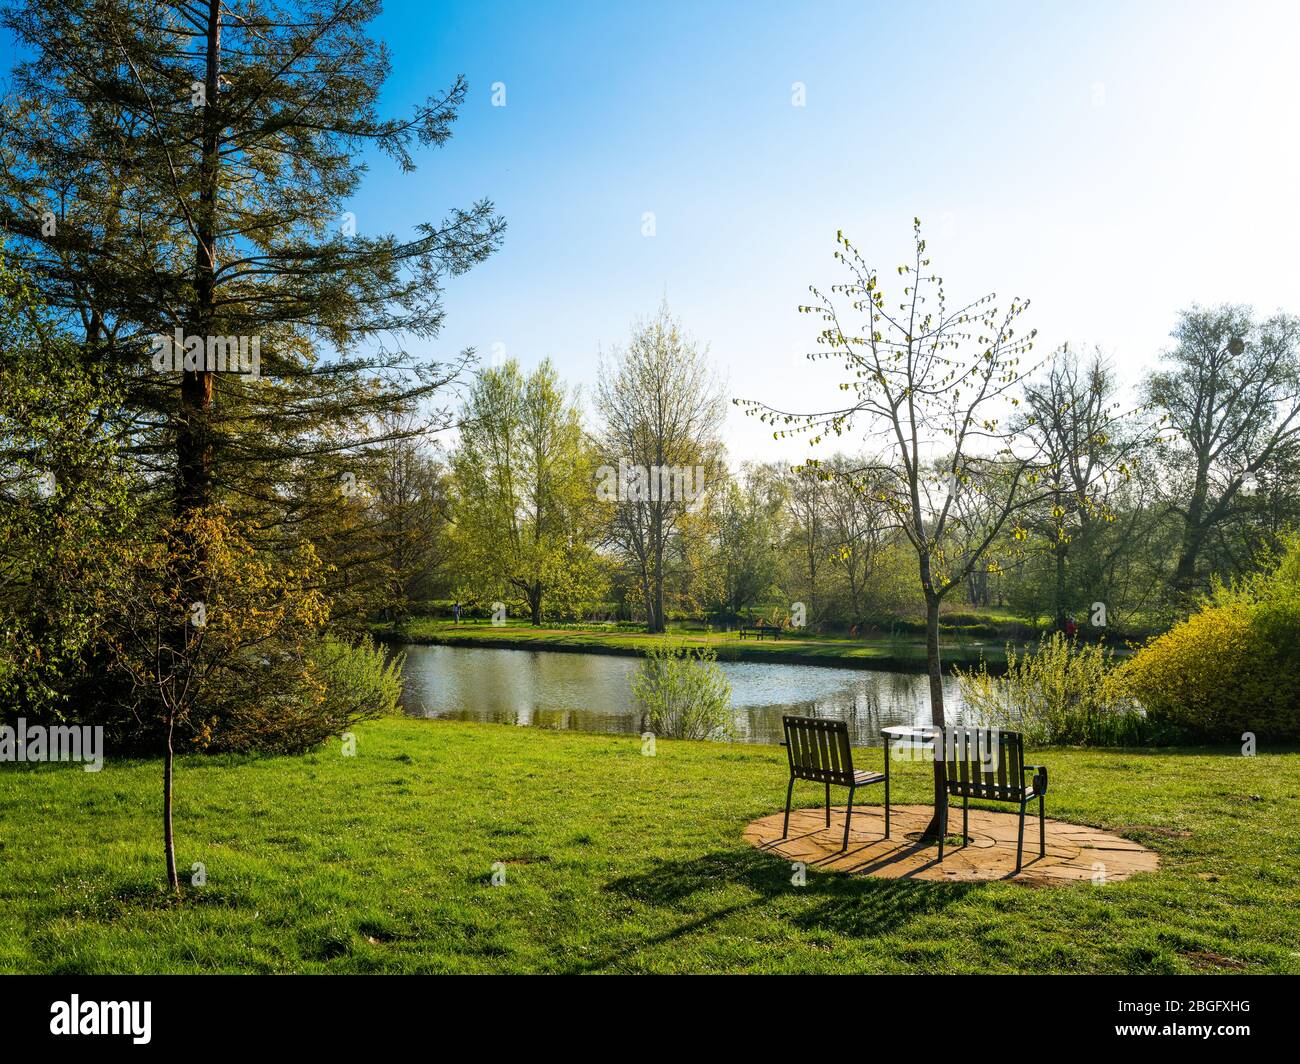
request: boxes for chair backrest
[783,716,854,786]
[944,727,1024,801]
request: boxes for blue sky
[356,0,1300,460]
[14,1,1300,460]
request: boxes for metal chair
[940,727,1048,872]
[781,715,887,850]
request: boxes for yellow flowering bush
[1120,538,1300,743]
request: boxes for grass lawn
[382,617,1012,671]
[1,717,1296,974]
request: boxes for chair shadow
[578,847,974,972]
[761,826,931,873]
[771,802,1055,882]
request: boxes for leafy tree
[821,454,891,627]
[712,465,781,619]
[782,464,829,630]
[1146,305,1300,601]
[371,422,453,619]
[596,304,724,632]
[316,411,453,627]
[0,255,134,716]
[1017,347,1148,627]
[0,0,503,641]
[451,360,603,624]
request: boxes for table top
[880,724,943,742]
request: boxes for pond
[397,644,969,746]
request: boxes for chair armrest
[1022,764,1048,794]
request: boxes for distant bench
[739,624,782,640]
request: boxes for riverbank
[378,618,1012,672]
[1,717,1293,973]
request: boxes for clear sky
[23,1,1300,461]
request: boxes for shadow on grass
[585,847,974,972]
[54,874,253,922]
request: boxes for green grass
[382,618,1012,671]
[2,718,1296,973]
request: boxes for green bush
[956,633,1146,746]
[1120,538,1300,743]
[631,642,733,741]
[314,635,404,719]
[214,637,403,754]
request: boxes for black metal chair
[940,727,1048,872]
[781,715,887,850]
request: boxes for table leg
[883,741,891,839]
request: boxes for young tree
[1146,305,1300,601]
[99,508,327,892]
[451,360,602,624]
[596,304,724,632]
[740,220,1059,834]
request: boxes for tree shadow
[581,847,974,972]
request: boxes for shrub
[955,633,1146,746]
[1119,538,1300,743]
[631,642,733,741]
[313,636,404,723]
[215,637,403,754]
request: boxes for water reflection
[398,644,968,746]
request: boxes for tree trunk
[179,0,222,521]
[922,583,947,839]
[1172,472,1210,602]
[651,527,666,634]
[1172,524,1204,602]
[165,0,221,896]
[1054,540,1067,629]
[640,560,656,634]
[530,584,543,626]
[163,716,179,893]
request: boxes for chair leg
[884,771,891,839]
[938,794,947,862]
[843,786,855,850]
[782,776,794,838]
[962,795,968,846]
[1015,801,1026,873]
[825,781,831,828]
[1039,791,1045,857]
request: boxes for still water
[398,644,967,746]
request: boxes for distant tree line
[422,298,1300,645]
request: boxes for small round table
[881,725,946,839]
